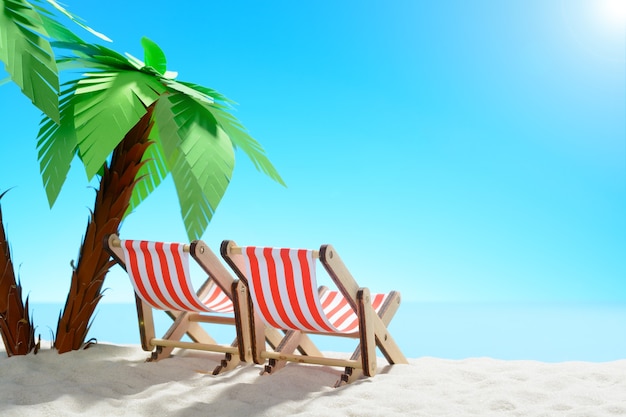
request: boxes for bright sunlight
[597,0,626,30]
[561,0,626,63]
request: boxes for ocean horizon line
[25,301,626,363]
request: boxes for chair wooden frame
[221,240,408,386]
[104,234,254,374]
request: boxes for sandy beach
[1,340,625,416]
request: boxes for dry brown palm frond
[0,189,36,356]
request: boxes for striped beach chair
[221,241,408,386]
[104,234,259,374]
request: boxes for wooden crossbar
[262,351,362,370]
[187,314,236,325]
[150,338,239,355]
[108,236,191,252]
[229,245,319,258]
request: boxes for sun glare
[561,0,626,62]
[597,0,626,29]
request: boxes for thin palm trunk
[0,192,36,356]
[54,106,155,353]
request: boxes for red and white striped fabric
[240,246,389,334]
[121,240,233,314]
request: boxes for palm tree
[0,0,108,356]
[38,37,285,352]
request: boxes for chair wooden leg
[162,311,192,359]
[149,310,218,361]
[263,330,303,375]
[335,366,357,388]
[233,280,253,363]
[335,289,379,386]
[358,288,378,377]
[212,337,240,375]
[251,311,267,365]
[373,291,407,365]
[136,295,156,352]
[336,290,405,385]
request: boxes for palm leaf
[35,5,83,44]
[141,37,166,75]
[125,124,168,216]
[164,78,215,105]
[170,158,215,241]
[207,102,286,186]
[53,41,133,72]
[177,81,234,104]
[36,80,85,206]
[40,0,111,43]
[166,79,284,186]
[155,93,234,240]
[72,69,166,179]
[0,0,59,122]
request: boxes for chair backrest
[121,239,233,313]
[240,246,389,334]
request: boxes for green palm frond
[53,41,133,72]
[163,78,215,105]
[207,102,286,187]
[72,69,166,178]
[170,158,216,241]
[40,0,111,43]
[36,80,83,206]
[33,0,110,45]
[140,37,166,76]
[155,93,234,240]
[178,81,234,104]
[34,5,82,44]
[125,125,168,217]
[167,80,285,187]
[0,0,59,122]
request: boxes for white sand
[1,340,625,416]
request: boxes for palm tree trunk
[54,107,155,353]
[0,191,36,356]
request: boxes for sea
[28,301,626,362]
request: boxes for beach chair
[221,240,408,386]
[104,234,254,374]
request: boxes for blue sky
[0,0,624,307]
